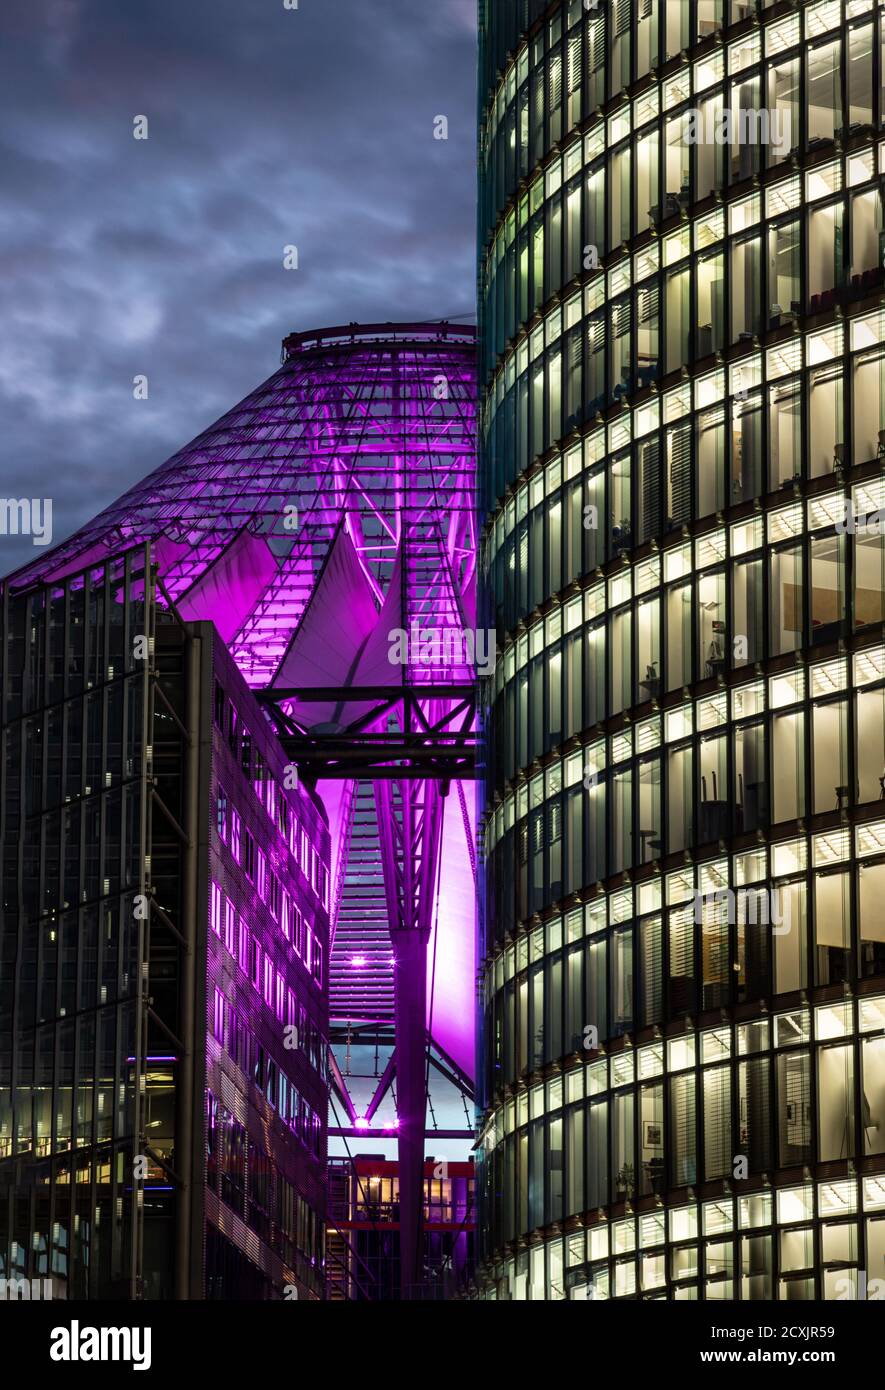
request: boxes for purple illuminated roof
[10,321,477,689]
[10,324,479,1098]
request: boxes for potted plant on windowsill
[616,1163,635,1201]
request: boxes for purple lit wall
[205,632,331,1293]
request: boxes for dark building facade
[477,0,885,1300]
[0,544,329,1299]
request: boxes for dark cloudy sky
[0,0,477,572]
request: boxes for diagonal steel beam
[374,776,446,1298]
[364,1053,397,1124]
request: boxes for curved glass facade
[477,0,885,1301]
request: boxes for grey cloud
[0,0,477,576]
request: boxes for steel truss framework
[328,1021,475,1139]
[10,322,479,1300]
[260,686,477,778]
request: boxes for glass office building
[0,546,330,1299]
[477,0,885,1300]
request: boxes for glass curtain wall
[478,0,885,1302]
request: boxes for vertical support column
[391,926,429,1300]
[174,627,200,1299]
[131,546,153,1299]
[375,774,444,1299]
